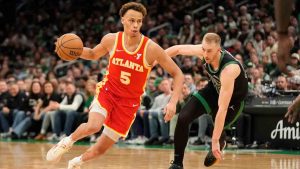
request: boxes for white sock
[64,135,75,145]
[72,155,84,165]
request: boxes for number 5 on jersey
[120,71,131,85]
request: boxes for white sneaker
[46,137,73,162]
[68,158,82,169]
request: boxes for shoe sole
[46,145,63,163]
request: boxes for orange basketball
[55,33,83,61]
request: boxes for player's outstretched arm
[212,64,240,160]
[80,33,115,60]
[165,44,204,59]
[147,42,184,121]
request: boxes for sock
[64,135,75,145]
[72,155,84,165]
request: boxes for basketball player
[46,2,184,169]
[166,33,248,168]
[275,0,300,123]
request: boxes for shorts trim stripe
[103,124,126,138]
[192,92,212,114]
[224,101,245,130]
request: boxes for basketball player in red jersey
[46,2,184,169]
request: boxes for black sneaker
[169,161,183,169]
[144,137,158,145]
[163,138,174,145]
[203,140,226,167]
[190,137,204,146]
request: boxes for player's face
[202,41,221,64]
[121,9,143,37]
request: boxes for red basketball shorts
[95,87,140,138]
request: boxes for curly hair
[119,2,147,17]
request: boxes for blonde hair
[203,33,221,46]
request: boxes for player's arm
[80,33,115,60]
[147,42,184,121]
[212,64,240,158]
[165,44,204,60]
[275,0,294,75]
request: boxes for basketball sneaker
[46,137,73,162]
[168,161,184,169]
[203,140,226,167]
[67,157,82,169]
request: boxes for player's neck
[123,33,142,47]
[210,52,222,70]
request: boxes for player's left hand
[285,103,300,123]
[163,102,176,122]
[212,139,222,160]
[54,37,60,53]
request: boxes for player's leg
[170,83,217,169]
[70,111,105,141]
[46,99,108,162]
[169,96,208,169]
[67,127,119,169]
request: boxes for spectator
[265,52,281,78]
[0,83,27,137]
[275,76,289,91]
[144,78,172,145]
[0,80,8,110]
[184,74,196,93]
[34,81,61,140]
[10,81,43,139]
[47,81,85,139]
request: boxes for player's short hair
[203,33,221,46]
[119,2,147,17]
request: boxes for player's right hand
[163,102,176,122]
[285,103,300,123]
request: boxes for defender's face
[121,9,143,37]
[202,41,221,64]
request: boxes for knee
[85,123,101,134]
[177,114,191,126]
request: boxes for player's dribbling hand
[285,103,300,123]
[54,38,60,53]
[212,139,223,160]
[163,102,176,122]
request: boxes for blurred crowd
[0,0,300,147]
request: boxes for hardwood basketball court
[0,141,299,169]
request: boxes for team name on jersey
[112,57,144,72]
[208,74,221,93]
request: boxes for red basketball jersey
[97,32,151,99]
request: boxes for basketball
[55,33,83,61]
